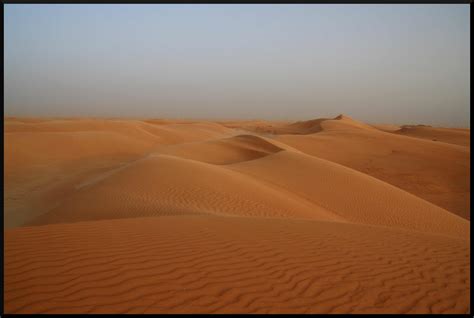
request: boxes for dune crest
[4,116,470,314]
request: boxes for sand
[3,115,470,314]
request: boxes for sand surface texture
[4,115,470,314]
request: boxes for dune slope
[4,118,233,228]
[5,216,470,314]
[230,150,469,239]
[27,154,339,225]
[274,117,470,219]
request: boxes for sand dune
[27,154,339,225]
[4,118,233,228]
[4,130,158,228]
[226,115,379,135]
[5,216,470,314]
[4,118,232,144]
[394,125,470,147]
[4,116,470,314]
[25,155,338,224]
[275,118,470,220]
[4,118,233,180]
[230,150,468,238]
[26,144,468,239]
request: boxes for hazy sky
[4,4,470,126]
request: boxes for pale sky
[4,4,470,127]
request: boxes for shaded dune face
[156,134,291,165]
[3,115,470,314]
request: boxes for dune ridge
[4,115,470,314]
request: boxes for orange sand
[3,115,470,314]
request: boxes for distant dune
[395,125,470,147]
[3,115,470,314]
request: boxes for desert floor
[4,115,470,314]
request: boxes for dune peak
[334,114,353,120]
